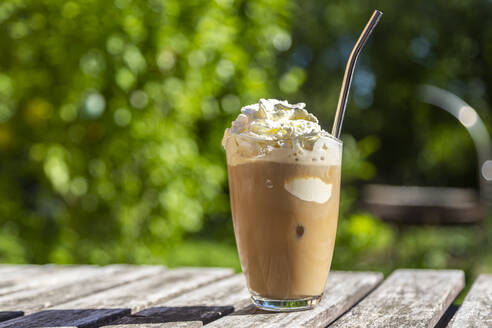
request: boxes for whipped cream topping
[228,99,329,146]
[222,99,342,165]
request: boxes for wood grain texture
[0,265,99,296]
[0,266,35,322]
[56,267,234,312]
[0,265,165,315]
[0,267,233,328]
[0,265,39,274]
[107,323,202,328]
[448,274,492,328]
[0,265,57,293]
[204,271,383,328]
[329,269,465,328]
[103,274,250,327]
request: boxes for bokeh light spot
[216,59,235,81]
[114,107,132,126]
[458,105,477,127]
[116,68,136,90]
[114,0,131,9]
[221,94,240,113]
[188,50,207,68]
[279,67,306,94]
[130,90,148,109]
[9,21,29,39]
[106,35,125,55]
[0,74,13,95]
[70,176,88,196]
[482,160,492,181]
[44,150,70,193]
[84,92,106,118]
[0,104,12,123]
[157,50,176,70]
[62,2,80,19]
[215,0,234,8]
[163,77,183,95]
[80,50,106,76]
[124,45,147,73]
[60,104,77,122]
[272,30,292,51]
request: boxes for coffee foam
[223,133,342,166]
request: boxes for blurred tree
[0,0,490,277]
[0,0,292,264]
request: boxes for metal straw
[331,10,383,138]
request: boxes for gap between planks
[447,274,492,328]
[328,269,465,328]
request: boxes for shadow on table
[228,304,294,315]
[0,309,128,327]
[0,311,24,322]
[0,306,235,327]
[108,306,235,326]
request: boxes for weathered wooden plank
[0,265,165,315]
[329,269,465,328]
[0,265,59,291]
[109,272,382,328]
[0,309,131,328]
[57,267,234,312]
[0,265,39,274]
[102,274,250,327]
[202,271,382,328]
[0,267,233,328]
[0,265,98,296]
[0,265,129,323]
[0,265,73,323]
[448,274,492,328]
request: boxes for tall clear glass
[223,134,342,311]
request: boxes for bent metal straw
[332,10,383,138]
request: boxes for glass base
[251,294,322,312]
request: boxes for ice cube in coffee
[223,99,342,311]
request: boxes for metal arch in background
[419,85,492,213]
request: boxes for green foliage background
[0,0,491,280]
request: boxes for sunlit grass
[166,239,241,271]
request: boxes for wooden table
[0,265,490,327]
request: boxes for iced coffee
[222,99,342,311]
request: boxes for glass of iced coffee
[222,99,342,311]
